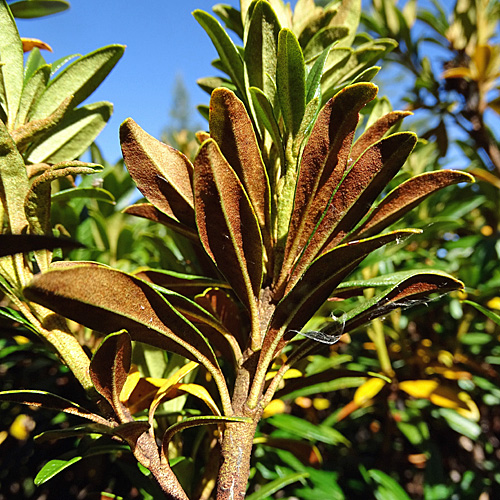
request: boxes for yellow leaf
[353,378,386,406]
[400,380,480,421]
[474,45,492,80]
[21,38,52,53]
[487,297,500,310]
[9,414,34,441]
[399,380,438,398]
[312,398,330,410]
[177,383,221,416]
[262,399,286,418]
[148,361,199,418]
[119,366,142,403]
[442,67,472,80]
[265,368,302,381]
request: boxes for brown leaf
[123,203,198,241]
[24,264,221,374]
[193,138,263,344]
[90,331,133,423]
[265,230,419,354]
[277,83,377,294]
[288,132,417,290]
[351,170,475,239]
[209,88,271,247]
[120,118,195,227]
[350,111,412,162]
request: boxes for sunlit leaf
[209,88,271,241]
[9,0,69,19]
[277,28,306,136]
[0,0,24,125]
[120,118,195,227]
[31,45,124,120]
[193,139,263,341]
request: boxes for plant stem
[216,418,259,500]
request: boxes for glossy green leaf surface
[246,472,309,500]
[34,457,83,486]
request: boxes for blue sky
[16,0,252,162]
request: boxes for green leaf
[120,118,195,227]
[51,186,115,204]
[15,64,51,128]
[9,0,69,18]
[277,28,306,136]
[212,4,244,39]
[0,0,24,126]
[0,389,109,424]
[193,139,263,346]
[209,88,271,243]
[24,48,46,81]
[305,44,331,103]
[246,472,309,500]
[193,10,245,95]
[463,300,500,327]
[249,86,283,159]
[27,101,113,163]
[0,119,29,233]
[90,331,132,422]
[244,0,281,103]
[31,45,124,120]
[367,469,411,500]
[267,413,350,446]
[329,0,361,46]
[34,456,83,485]
[25,161,102,244]
[303,26,348,61]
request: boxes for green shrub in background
[1,0,498,498]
